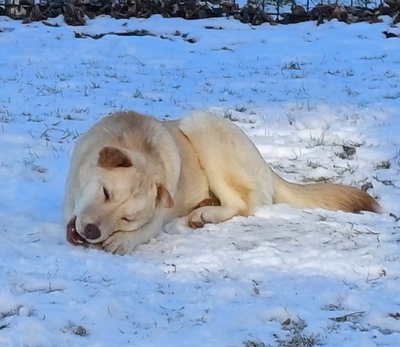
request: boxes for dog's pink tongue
[66,217,86,245]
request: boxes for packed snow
[0,13,399,347]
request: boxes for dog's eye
[103,187,110,202]
[121,217,131,223]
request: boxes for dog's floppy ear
[156,183,174,208]
[98,147,132,168]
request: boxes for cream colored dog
[64,111,379,254]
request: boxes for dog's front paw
[186,209,206,229]
[102,232,133,255]
[186,205,238,229]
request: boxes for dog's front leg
[102,218,164,255]
[102,231,142,255]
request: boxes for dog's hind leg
[179,111,273,228]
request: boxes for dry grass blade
[329,311,366,322]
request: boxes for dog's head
[66,146,174,246]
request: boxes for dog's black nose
[84,223,101,240]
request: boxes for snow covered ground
[0,13,399,347]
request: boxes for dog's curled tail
[271,171,379,213]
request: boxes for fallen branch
[74,29,156,39]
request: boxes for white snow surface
[0,14,400,347]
